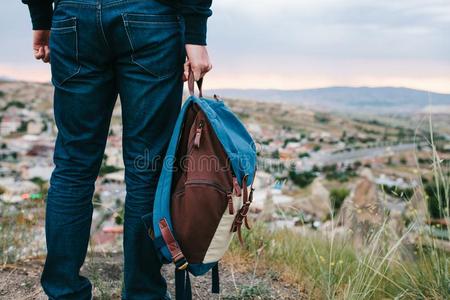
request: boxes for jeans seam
[51,26,76,31]
[102,0,128,8]
[56,2,96,8]
[127,21,179,25]
[97,2,111,49]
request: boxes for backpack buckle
[175,257,189,270]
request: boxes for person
[22,0,212,298]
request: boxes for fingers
[32,30,51,63]
[190,62,213,81]
[33,45,51,63]
[184,44,212,81]
[191,65,202,82]
[183,61,212,82]
[34,46,45,60]
[43,45,50,63]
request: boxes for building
[0,116,21,136]
[26,120,44,135]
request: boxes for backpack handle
[187,69,203,98]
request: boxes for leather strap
[188,69,203,97]
[233,177,242,197]
[159,218,188,270]
[231,175,253,246]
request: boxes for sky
[1,0,449,93]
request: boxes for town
[1,81,450,262]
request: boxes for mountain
[205,87,450,114]
[0,76,17,82]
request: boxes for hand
[33,30,51,63]
[183,44,212,81]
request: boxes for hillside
[1,81,450,299]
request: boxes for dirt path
[0,252,305,299]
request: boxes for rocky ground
[0,252,305,300]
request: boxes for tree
[288,170,316,188]
[271,150,280,159]
[425,182,449,219]
[298,152,310,158]
[400,156,407,165]
[330,188,350,214]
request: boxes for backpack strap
[159,218,188,270]
[188,69,203,97]
[175,268,192,300]
[211,263,220,294]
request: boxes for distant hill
[0,76,16,82]
[206,87,450,114]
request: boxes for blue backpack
[142,77,257,299]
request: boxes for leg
[41,2,117,299]
[105,1,184,298]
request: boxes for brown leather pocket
[171,180,229,263]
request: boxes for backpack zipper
[185,179,227,194]
[185,179,235,215]
[193,120,204,148]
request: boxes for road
[306,143,418,168]
[254,143,424,172]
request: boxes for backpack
[142,76,257,299]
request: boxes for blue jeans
[43,0,184,299]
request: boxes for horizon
[3,77,450,95]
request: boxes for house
[104,146,124,168]
[27,120,44,135]
[0,116,21,136]
[103,170,125,184]
[22,164,53,181]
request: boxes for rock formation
[294,178,331,221]
[339,168,384,248]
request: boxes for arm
[180,0,213,81]
[180,0,212,46]
[22,0,53,30]
[22,0,53,63]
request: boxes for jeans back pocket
[122,13,183,79]
[50,17,81,86]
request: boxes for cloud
[206,0,450,92]
[209,0,450,61]
[1,0,449,92]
